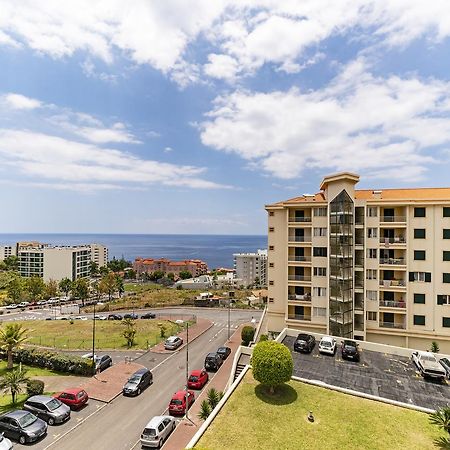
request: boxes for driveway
[283,336,450,410]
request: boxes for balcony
[379,258,406,266]
[287,314,312,321]
[380,237,406,244]
[288,294,311,301]
[288,256,312,263]
[288,275,312,282]
[379,321,406,330]
[288,217,312,223]
[379,279,406,288]
[380,216,406,223]
[379,300,406,309]
[288,236,312,243]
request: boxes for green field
[0,361,67,377]
[197,372,444,450]
[16,319,184,350]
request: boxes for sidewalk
[162,324,245,450]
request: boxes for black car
[123,313,138,320]
[24,395,70,425]
[123,367,153,396]
[204,352,223,371]
[440,357,450,378]
[107,314,123,320]
[293,334,316,353]
[141,312,156,319]
[217,346,231,361]
[0,410,47,444]
[341,340,360,362]
[94,355,113,372]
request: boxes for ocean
[0,234,267,269]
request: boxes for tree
[99,272,117,301]
[89,261,99,277]
[431,341,440,353]
[179,270,192,280]
[241,325,255,346]
[124,269,136,280]
[26,276,45,301]
[7,276,23,304]
[197,388,224,420]
[45,279,59,299]
[115,275,124,298]
[91,280,101,300]
[149,271,164,281]
[430,407,450,449]
[99,265,109,276]
[122,318,137,347]
[0,367,29,404]
[0,323,29,369]
[252,341,293,395]
[59,277,72,298]
[107,257,131,273]
[198,399,212,420]
[73,278,89,306]
[3,256,19,271]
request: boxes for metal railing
[287,314,311,321]
[379,300,406,308]
[381,216,406,223]
[288,236,312,242]
[288,256,312,262]
[380,237,406,244]
[288,217,312,223]
[288,294,311,301]
[379,321,406,329]
[379,279,406,287]
[288,275,312,282]
[379,258,406,265]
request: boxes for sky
[1,1,450,234]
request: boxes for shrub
[252,341,293,394]
[431,341,440,353]
[26,379,44,397]
[259,334,268,342]
[241,326,255,346]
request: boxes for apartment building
[133,258,208,278]
[266,172,450,352]
[0,245,16,261]
[233,249,268,287]
[90,243,108,267]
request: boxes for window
[444,229,450,239]
[414,207,426,217]
[313,267,327,277]
[414,293,425,304]
[313,247,327,257]
[269,280,274,286]
[268,297,274,303]
[414,229,426,239]
[313,227,327,237]
[437,295,450,305]
[413,315,426,326]
[367,207,377,217]
[366,269,377,280]
[444,207,450,217]
[269,262,274,268]
[313,287,326,297]
[409,272,431,282]
[444,251,450,262]
[414,250,426,260]
[314,207,327,217]
[366,290,377,301]
[444,273,450,283]
[269,227,274,232]
[269,211,274,216]
[367,248,377,259]
[366,311,377,321]
[269,245,274,251]
[367,228,378,238]
[443,317,450,328]
[313,307,326,317]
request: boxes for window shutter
[425,272,431,282]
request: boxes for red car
[169,390,195,415]
[53,388,89,410]
[187,369,208,390]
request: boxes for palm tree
[197,399,212,421]
[0,323,29,369]
[0,367,29,403]
[430,407,450,434]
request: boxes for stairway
[234,363,246,381]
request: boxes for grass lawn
[16,319,183,350]
[0,360,67,377]
[197,372,445,450]
[0,393,27,414]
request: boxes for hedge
[241,326,255,346]
[4,348,93,376]
[26,379,45,396]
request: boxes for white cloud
[200,60,449,181]
[204,54,239,81]
[164,147,173,153]
[2,93,42,110]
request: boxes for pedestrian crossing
[213,322,239,328]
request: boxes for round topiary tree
[252,340,293,394]
[241,326,255,346]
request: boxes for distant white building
[90,243,108,268]
[233,249,268,287]
[0,245,16,261]
[174,275,213,290]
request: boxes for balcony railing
[379,321,406,329]
[379,237,406,244]
[288,314,311,321]
[288,294,311,301]
[288,256,312,262]
[379,300,406,308]
[289,217,312,223]
[379,279,406,287]
[380,216,406,223]
[288,236,311,243]
[288,275,312,282]
[379,258,406,265]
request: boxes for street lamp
[227,298,231,341]
[185,321,194,425]
[92,301,97,375]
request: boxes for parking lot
[283,336,450,410]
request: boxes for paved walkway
[163,324,245,450]
[35,375,88,393]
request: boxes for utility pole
[92,302,97,375]
[227,297,231,341]
[185,322,194,425]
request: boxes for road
[10,307,261,450]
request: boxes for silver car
[24,395,71,425]
[140,415,176,448]
[164,336,183,350]
[0,433,12,449]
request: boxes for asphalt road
[10,308,260,450]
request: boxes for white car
[5,304,18,310]
[318,336,337,355]
[18,301,30,307]
[412,351,447,380]
[140,416,176,448]
[0,433,13,450]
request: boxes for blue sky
[1,1,450,234]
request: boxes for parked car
[318,336,337,356]
[53,389,89,410]
[341,340,360,362]
[141,312,156,319]
[97,315,108,320]
[94,355,113,372]
[187,369,209,389]
[294,333,316,353]
[0,433,12,450]
[123,313,138,320]
[0,410,47,444]
[412,351,446,380]
[5,304,18,310]
[204,352,223,371]
[24,395,70,425]
[164,336,183,350]
[123,368,153,396]
[140,415,176,448]
[168,390,195,416]
[439,357,450,378]
[217,346,231,360]
[107,314,123,320]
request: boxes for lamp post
[92,302,97,375]
[185,321,194,425]
[227,298,231,341]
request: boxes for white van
[140,415,176,448]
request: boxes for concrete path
[35,375,88,394]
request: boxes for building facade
[266,172,450,352]
[0,245,16,261]
[90,244,108,267]
[233,249,268,287]
[133,258,208,278]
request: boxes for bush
[251,341,293,394]
[259,334,268,342]
[241,326,255,346]
[26,379,44,397]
